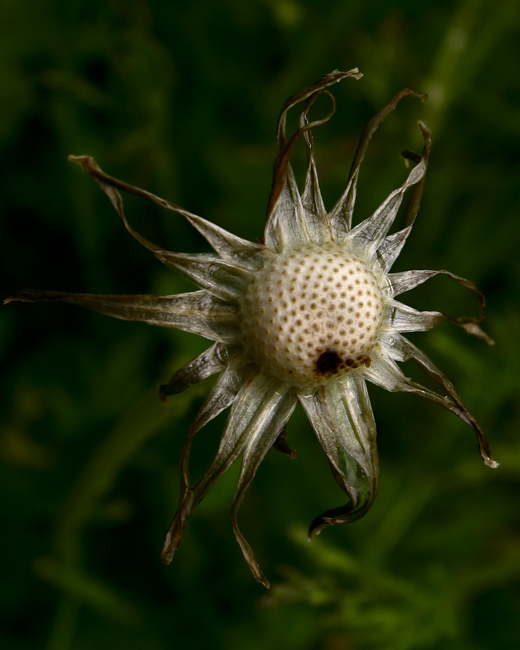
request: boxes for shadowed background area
[1,1,520,649]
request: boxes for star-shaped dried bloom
[7,69,498,588]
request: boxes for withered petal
[387,268,493,344]
[328,91,428,236]
[264,165,312,251]
[347,153,426,257]
[171,358,259,541]
[299,375,379,538]
[159,342,233,398]
[69,155,264,270]
[265,69,362,241]
[161,373,297,586]
[155,251,252,302]
[365,345,498,469]
[375,225,413,272]
[231,386,298,588]
[7,289,240,342]
[385,296,493,344]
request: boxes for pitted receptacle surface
[239,243,384,388]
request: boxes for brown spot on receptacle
[316,349,342,375]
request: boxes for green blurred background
[2,0,520,648]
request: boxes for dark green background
[2,1,519,649]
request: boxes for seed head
[6,69,498,589]
[240,243,383,387]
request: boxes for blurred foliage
[1,0,520,649]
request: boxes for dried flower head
[7,69,498,588]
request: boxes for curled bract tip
[68,154,93,168]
